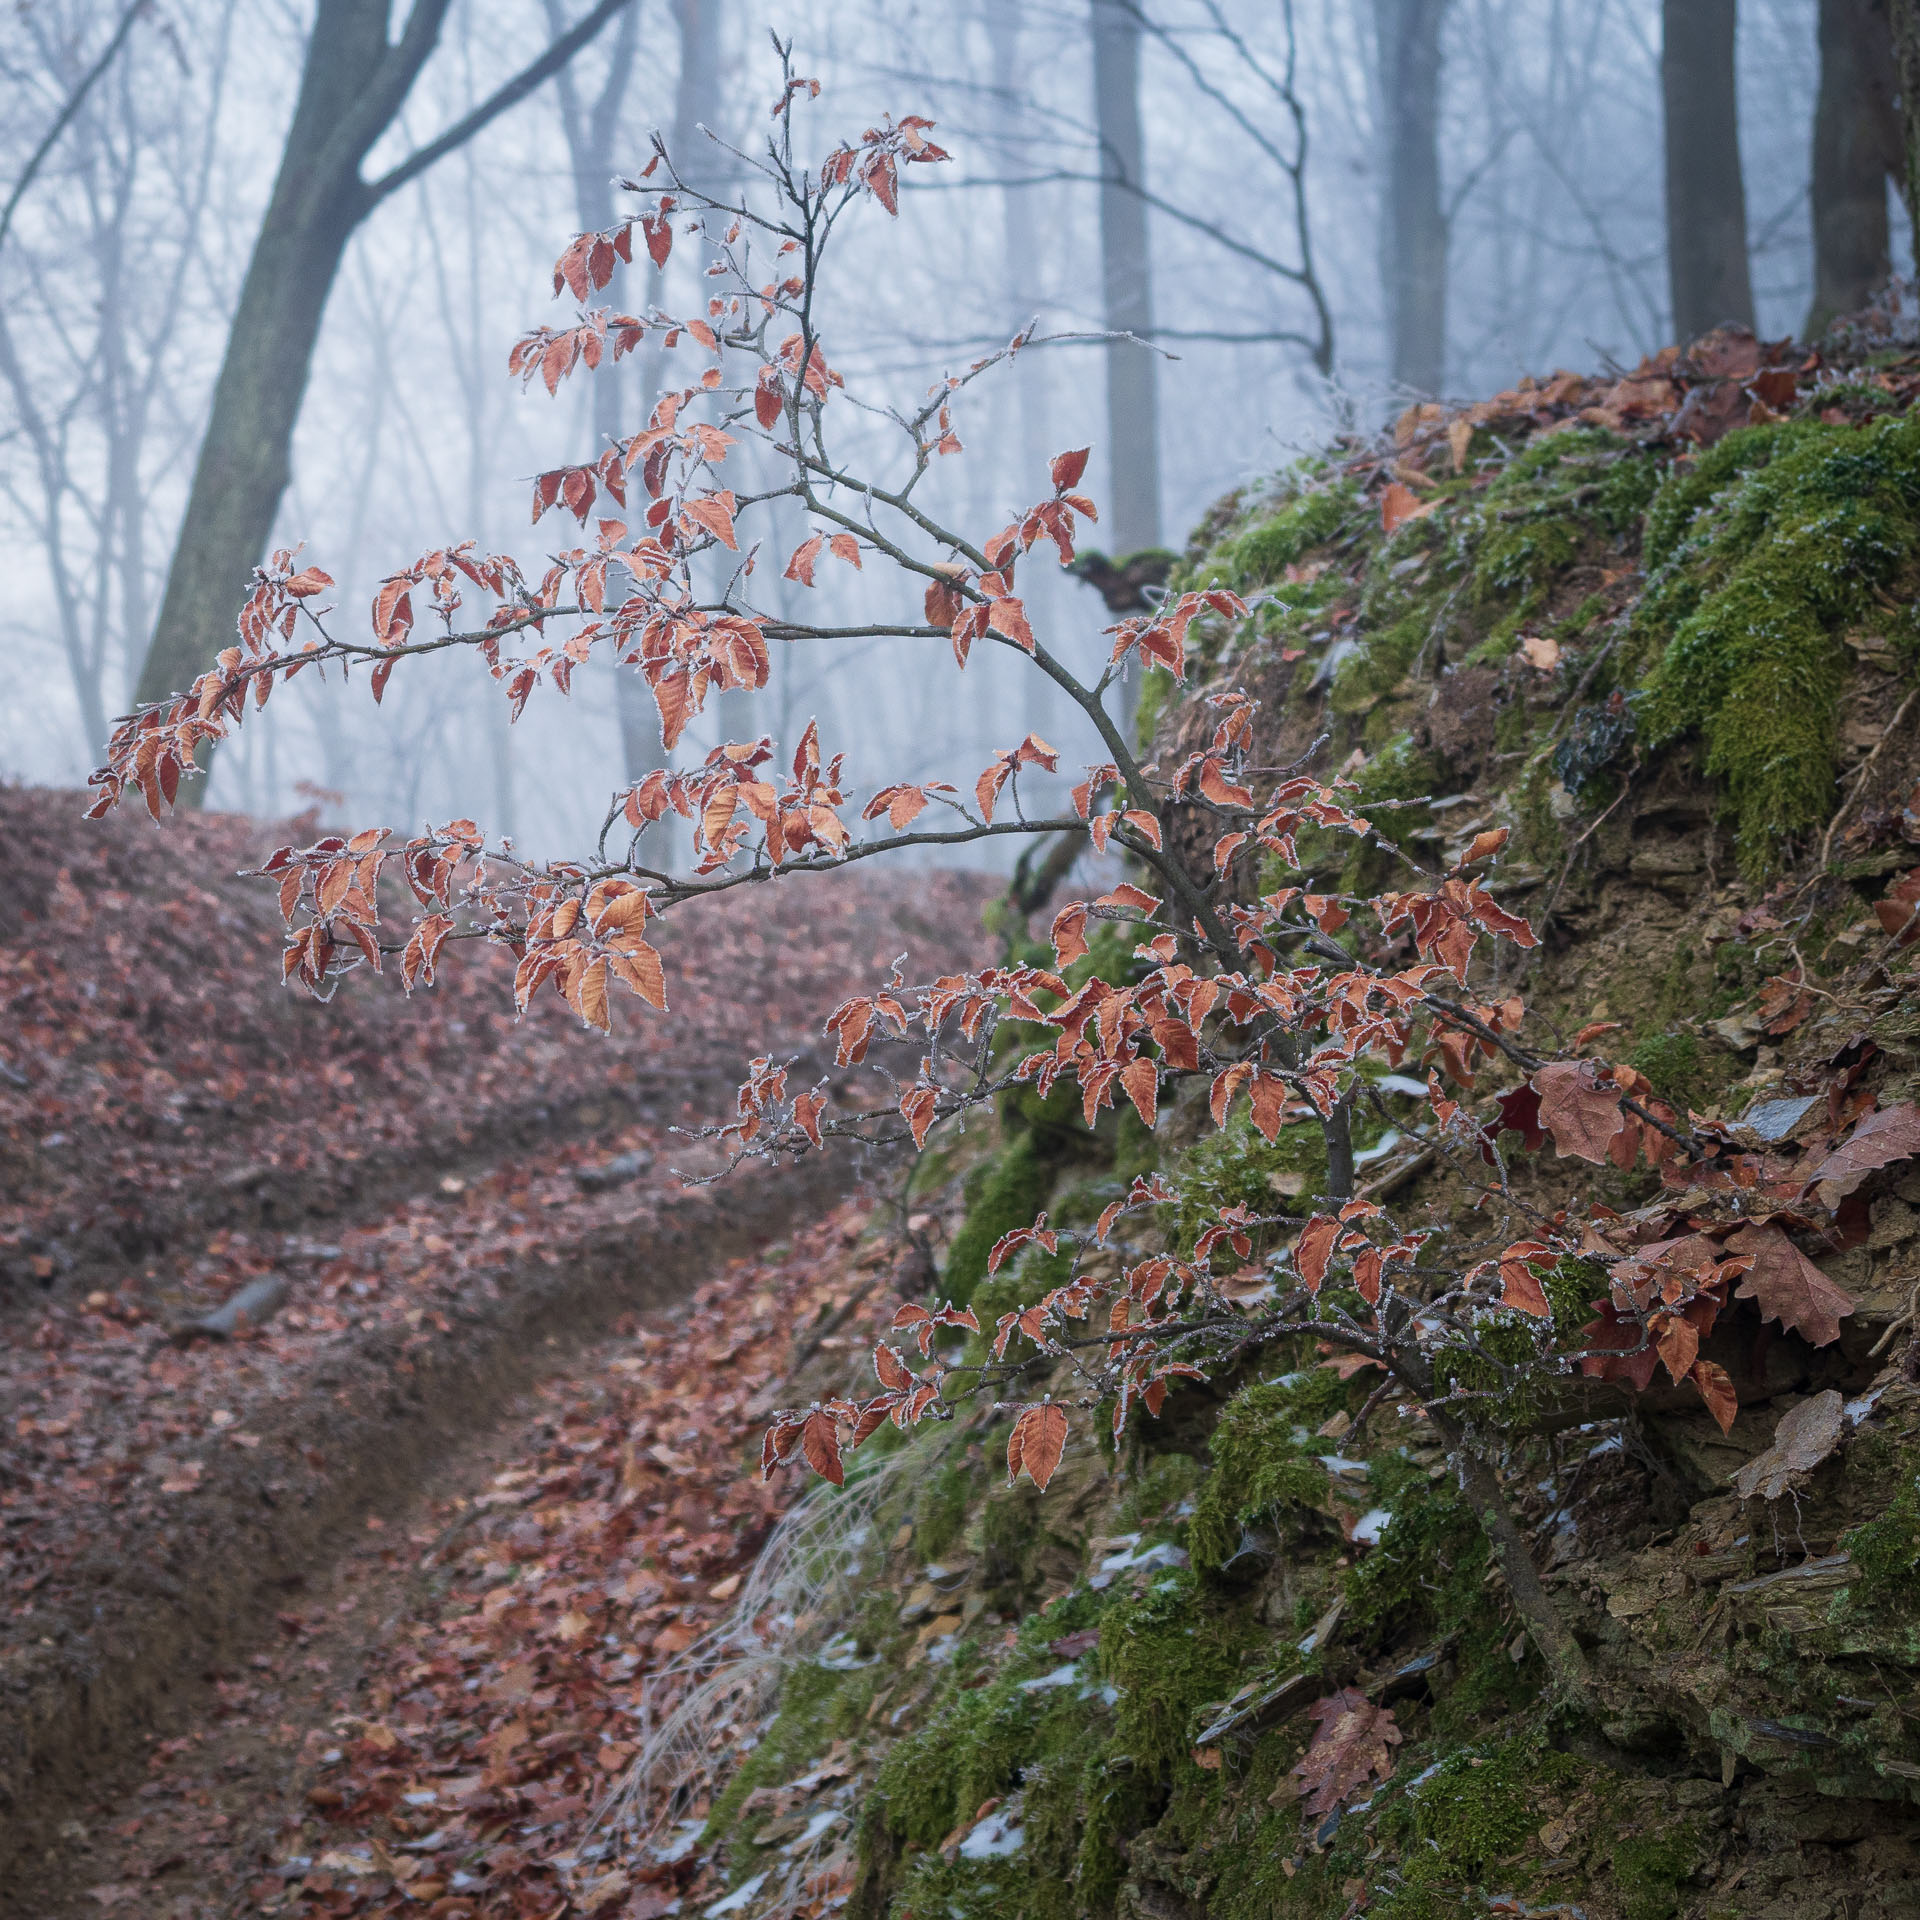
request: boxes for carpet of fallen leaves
[0,783,991,1913]
[58,1197,901,1919]
[1,782,986,1600]
[0,783,988,1304]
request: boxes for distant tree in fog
[1807,0,1899,334]
[1663,0,1755,342]
[1371,0,1449,395]
[0,0,236,762]
[1091,0,1163,563]
[136,0,646,789]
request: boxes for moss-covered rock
[1635,413,1920,877]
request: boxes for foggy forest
[8,3,1920,1919]
[1,0,1856,845]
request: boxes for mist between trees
[0,0,1885,858]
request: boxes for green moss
[1511,753,1564,867]
[1099,1570,1260,1780]
[1626,1027,1731,1110]
[708,1658,876,1850]
[912,1450,982,1566]
[1330,610,1428,717]
[1109,1449,1205,1535]
[875,1597,1131,1917]
[1190,1371,1348,1572]
[944,1134,1056,1306]
[1843,1451,1920,1614]
[1448,431,1651,630]
[1471,514,1581,618]
[1218,481,1360,588]
[1635,413,1920,878]
[1172,1109,1328,1256]
[1371,1737,1588,1919]
[1613,1824,1701,1920]
[1344,1452,1490,1645]
[1135,662,1177,750]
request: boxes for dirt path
[10,1190,895,1920]
[18,1368,561,1918]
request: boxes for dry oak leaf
[1007,1401,1069,1491]
[1292,1688,1402,1818]
[1379,481,1439,537]
[1732,1389,1846,1502]
[1530,1060,1628,1163]
[1801,1101,1920,1208]
[1724,1223,1854,1348]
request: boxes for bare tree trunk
[1372,0,1450,396]
[1090,0,1161,563]
[1663,0,1755,344]
[135,0,640,789]
[670,0,754,758]
[1808,0,1898,335]
[986,0,1052,487]
[548,0,658,791]
[1892,0,1920,269]
[986,0,1058,737]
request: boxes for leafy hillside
[623,320,1920,1920]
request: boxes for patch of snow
[959,1810,1027,1859]
[792,1809,845,1849]
[1018,1663,1082,1692]
[1377,1074,1429,1097]
[1311,636,1361,689]
[1089,1540,1190,1589]
[1318,1455,1371,1476]
[1351,1508,1393,1546]
[706,1873,768,1915]
[651,1821,707,1865]
[1353,1130,1402,1167]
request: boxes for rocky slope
[636,314,1920,1920]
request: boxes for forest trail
[8,1190,894,1920]
[0,786,991,1917]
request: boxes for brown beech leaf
[784,533,823,585]
[1007,1402,1069,1490]
[1873,869,1920,943]
[1497,1240,1552,1317]
[682,491,739,550]
[1530,1060,1627,1163]
[1801,1102,1920,1207]
[1119,1057,1158,1128]
[1732,1389,1846,1501]
[1295,1215,1341,1293]
[1292,1688,1402,1818]
[800,1409,844,1486]
[1691,1358,1740,1433]
[1725,1223,1854,1348]
[1050,902,1089,969]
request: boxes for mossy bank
[673,333,1920,1920]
